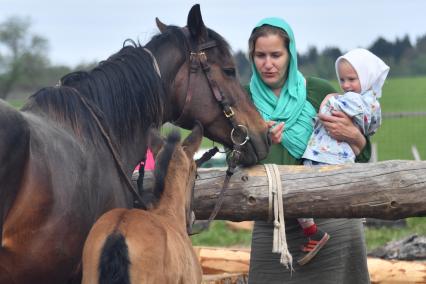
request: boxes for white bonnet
[335,48,390,98]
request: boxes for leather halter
[168,28,254,234]
[173,28,238,131]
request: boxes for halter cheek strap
[173,28,238,129]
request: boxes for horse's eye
[222,68,236,77]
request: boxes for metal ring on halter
[231,124,250,146]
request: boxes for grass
[372,116,426,160]
[191,221,252,248]
[191,218,426,253]
[365,217,426,251]
[380,76,426,112]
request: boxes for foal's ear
[155,17,167,33]
[187,4,208,41]
[182,122,203,158]
[148,127,164,159]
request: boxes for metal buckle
[223,107,234,118]
[198,51,207,62]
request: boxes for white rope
[264,164,293,271]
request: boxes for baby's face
[337,60,361,93]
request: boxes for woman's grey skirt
[248,218,370,284]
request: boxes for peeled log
[368,258,426,283]
[139,160,426,221]
[193,160,426,220]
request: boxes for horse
[0,4,269,284]
[82,124,203,284]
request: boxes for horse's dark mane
[22,40,166,144]
[20,25,230,146]
[153,130,181,201]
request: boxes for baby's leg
[298,218,317,236]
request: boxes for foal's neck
[153,165,189,231]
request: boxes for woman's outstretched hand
[318,111,366,155]
[267,121,284,144]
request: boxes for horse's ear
[155,17,167,33]
[187,4,208,41]
[182,121,203,158]
[148,127,164,159]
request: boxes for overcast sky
[2,0,425,67]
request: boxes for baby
[298,48,390,265]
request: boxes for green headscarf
[250,17,316,159]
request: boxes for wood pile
[195,246,426,284]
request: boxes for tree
[394,35,412,62]
[0,16,49,99]
[369,37,394,59]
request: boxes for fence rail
[383,112,426,118]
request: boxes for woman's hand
[318,111,366,155]
[267,121,284,144]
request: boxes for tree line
[1,16,426,100]
[0,16,95,100]
[236,33,426,85]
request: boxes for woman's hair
[248,24,290,62]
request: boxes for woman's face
[253,34,290,94]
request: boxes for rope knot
[274,220,281,228]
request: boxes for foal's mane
[21,41,166,144]
[152,130,181,201]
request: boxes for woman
[247,17,371,283]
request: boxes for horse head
[148,4,271,166]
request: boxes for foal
[82,124,203,284]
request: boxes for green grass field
[372,76,426,160]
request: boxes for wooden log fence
[138,160,426,221]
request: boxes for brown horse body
[82,126,203,284]
[0,5,269,283]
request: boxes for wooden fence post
[411,145,421,161]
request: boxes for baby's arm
[320,93,339,110]
[328,92,374,134]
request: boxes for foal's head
[149,123,203,233]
